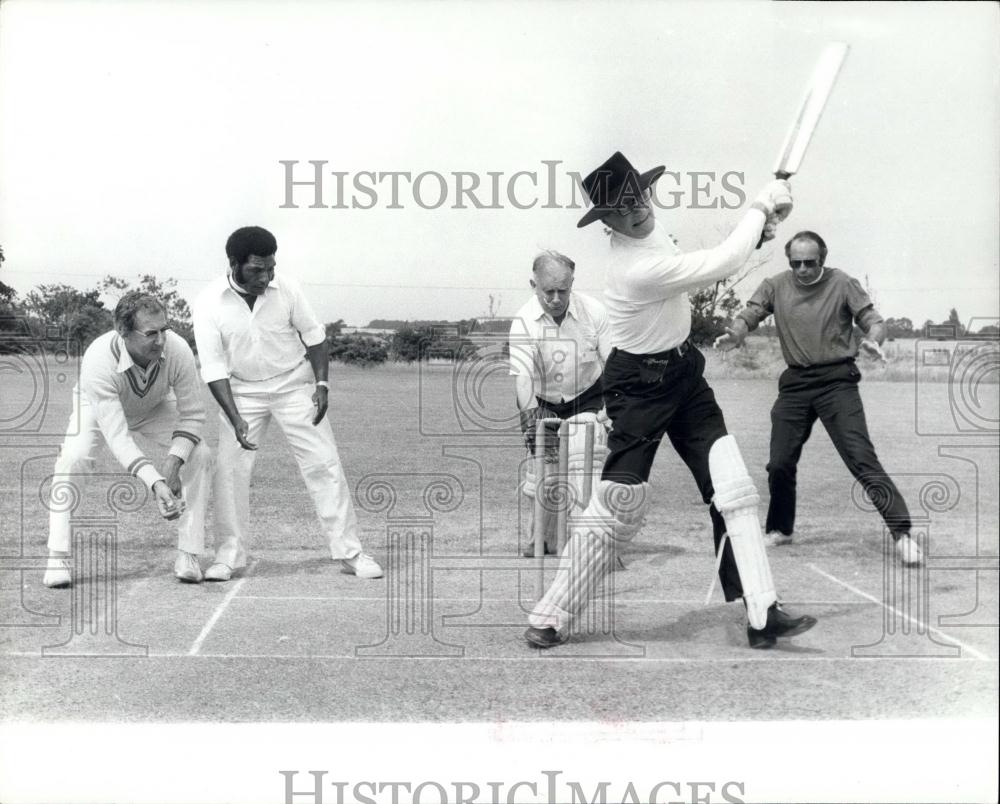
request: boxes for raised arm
[632,181,791,299]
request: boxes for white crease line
[808,563,992,662]
[2,651,996,663]
[188,565,256,656]
[233,596,869,605]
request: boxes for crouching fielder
[44,291,211,587]
[525,152,818,649]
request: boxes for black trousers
[528,378,605,459]
[536,377,605,419]
[601,343,743,601]
[765,360,911,538]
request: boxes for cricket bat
[757,42,849,247]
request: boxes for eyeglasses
[137,325,172,339]
[789,259,821,269]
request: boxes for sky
[1,0,998,330]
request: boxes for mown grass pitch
[0,357,996,723]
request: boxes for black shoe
[522,542,556,558]
[524,626,568,649]
[747,603,817,649]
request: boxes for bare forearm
[207,379,242,425]
[306,342,329,383]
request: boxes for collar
[529,293,578,323]
[793,267,827,287]
[110,333,165,374]
[225,272,279,297]
[609,221,675,253]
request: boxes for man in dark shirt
[716,230,923,567]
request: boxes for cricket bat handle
[755,170,793,249]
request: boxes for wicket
[532,417,597,558]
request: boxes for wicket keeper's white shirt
[604,211,766,353]
[193,274,327,384]
[78,330,206,490]
[508,292,611,403]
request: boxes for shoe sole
[748,636,776,650]
[524,630,568,649]
[748,616,818,649]
[339,564,384,579]
[175,575,203,584]
[43,579,72,589]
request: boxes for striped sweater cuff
[169,431,200,463]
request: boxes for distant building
[341,327,395,340]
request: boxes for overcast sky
[1,1,997,329]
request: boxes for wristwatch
[315,380,330,389]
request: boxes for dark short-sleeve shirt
[737,267,882,368]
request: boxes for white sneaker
[765,531,794,547]
[204,563,234,582]
[43,552,72,588]
[895,535,924,567]
[341,553,383,579]
[174,551,203,583]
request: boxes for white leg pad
[529,480,647,630]
[709,435,776,629]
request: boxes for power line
[2,270,996,293]
[0,269,538,292]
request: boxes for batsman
[508,250,611,557]
[525,152,819,649]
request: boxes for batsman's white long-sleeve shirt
[604,210,767,353]
[192,274,327,384]
[78,330,206,489]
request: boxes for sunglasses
[789,259,821,269]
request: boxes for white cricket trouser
[212,363,363,569]
[48,393,211,554]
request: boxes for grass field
[0,354,997,727]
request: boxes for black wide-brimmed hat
[577,151,666,228]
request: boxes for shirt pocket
[578,334,600,367]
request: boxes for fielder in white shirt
[44,291,212,587]
[192,226,382,582]
[525,151,818,650]
[508,250,611,555]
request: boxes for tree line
[2,244,992,365]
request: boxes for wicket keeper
[525,152,818,649]
[716,230,922,566]
[44,291,212,587]
[508,250,611,556]
[192,226,382,582]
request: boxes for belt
[613,339,692,365]
[787,356,855,371]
